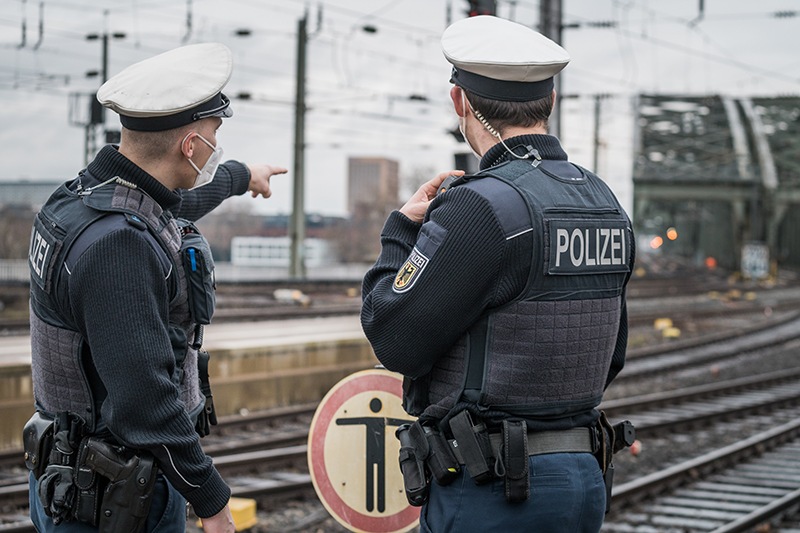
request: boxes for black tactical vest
[414,159,633,425]
[28,176,204,432]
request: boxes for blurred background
[2,0,799,281]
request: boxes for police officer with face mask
[25,43,286,533]
[361,16,635,532]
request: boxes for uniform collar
[85,145,181,211]
[480,134,568,170]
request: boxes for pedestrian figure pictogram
[336,397,407,512]
[308,369,420,533]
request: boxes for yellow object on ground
[662,326,681,339]
[196,498,257,531]
[230,498,258,531]
[653,318,673,331]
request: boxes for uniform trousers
[420,452,606,533]
[29,471,186,532]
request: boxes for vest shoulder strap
[64,212,172,277]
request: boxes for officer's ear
[450,86,468,118]
[180,131,197,158]
[550,90,557,114]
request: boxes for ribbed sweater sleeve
[69,228,230,517]
[361,187,526,377]
[176,160,251,221]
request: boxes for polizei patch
[547,219,630,275]
[28,217,61,292]
[393,247,429,293]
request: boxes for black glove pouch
[23,412,54,479]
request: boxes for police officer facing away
[26,43,286,533]
[361,16,634,532]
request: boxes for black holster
[83,437,157,533]
[595,412,635,513]
[31,410,157,532]
[395,422,430,506]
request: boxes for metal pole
[539,0,563,139]
[593,94,601,173]
[289,12,308,279]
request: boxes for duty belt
[448,427,594,464]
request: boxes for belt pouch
[423,426,460,485]
[502,420,530,502]
[448,410,493,484]
[179,221,215,325]
[73,438,101,526]
[23,412,54,479]
[395,422,430,506]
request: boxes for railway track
[605,418,800,532]
[2,286,800,529]
[601,367,800,436]
[3,364,800,530]
[4,279,800,336]
[612,312,800,385]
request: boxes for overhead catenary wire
[6,1,798,109]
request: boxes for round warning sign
[308,368,419,533]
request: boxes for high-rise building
[347,157,399,216]
[345,157,400,262]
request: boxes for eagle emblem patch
[392,248,429,293]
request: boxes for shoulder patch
[29,217,62,292]
[392,247,429,293]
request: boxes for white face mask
[459,91,481,160]
[185,133,223,189]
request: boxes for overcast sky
[1,0,799,217]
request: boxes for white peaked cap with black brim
[97,42,234,132]
[442,15,570,102]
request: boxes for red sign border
[308,369,419,532]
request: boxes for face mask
[185,133,223,189]
[459,91,481,160]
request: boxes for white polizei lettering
[585,229,597,266]
[29,232,50,277]
[610,229,622,265]
[409,251,426,268]
[555,229,569,267]
[600,228,611,265]
[621,229,626,265]
[570,228,584,266]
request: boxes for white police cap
[97,42,234,132]
[442,16,570,102]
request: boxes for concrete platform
[0,315,378,449]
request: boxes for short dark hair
[464,89,553,134]
[121,125,190,159]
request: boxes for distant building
[344,157,399,262]
[347,157,399,215]
[0,181,61,208]
[230,236,337,268]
